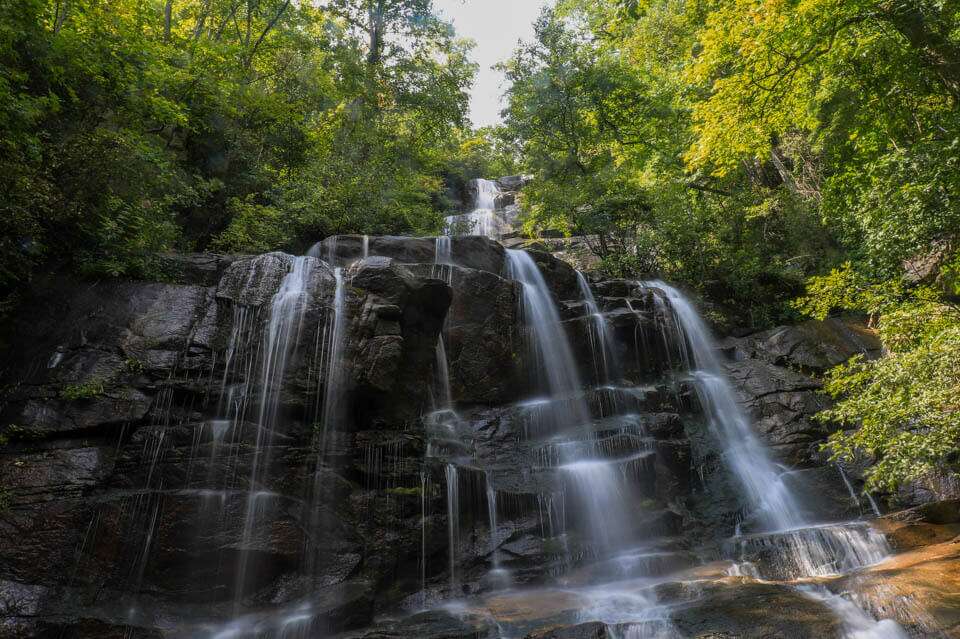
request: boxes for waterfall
[432,237,453,410]
[433,339,453,411]
[317,267,348,454]
[798,586,909,638]
[484,471,500,568]
[506,249,589,431]
[420,471,429,602]
[434,236,452,270]
[42,230,924,638]
[444,178,501,238]
[506,251,646,568]
[560,460,632,552]
[235,256,316,604]
[446,464,460,593]
[576,270,620,384]
[304,265,349,579]
[641,280,902,630]
[643,280,803,531]
[838,465,864,513]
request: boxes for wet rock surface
[0,236,946,638]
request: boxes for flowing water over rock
[444,178,520,239]
[0,234,930,638]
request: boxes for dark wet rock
[525,621,607,639]
[320,235,507,277]
[349,257,451,424]
[217,252,298,307]
[722,318,882,375]
[495,192,516,209]
[525,249,580,302]
[444,269,521,404]
[344,609,495,639]
[407,263,522,405]
[781,465,869,523]
[724,358,831,465]
[894,471,960,510]
[0,579,48,638]
[667,580,842,638]
[0,447,115,504]
[496,175,531,191]
[35,618,165,639]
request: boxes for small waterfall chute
[445,179,502,238]
[506,249,590,431]
[576,270,620,384]
[235,255,317,605]
[639,279,899,632]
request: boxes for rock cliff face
[0,236,954,638]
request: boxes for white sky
[434,0,548,128]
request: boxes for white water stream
[445,178,502,238]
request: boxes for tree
[0,0,477,303]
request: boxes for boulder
[668,580,843,638]
[723,318,882,374]
[725,358,831,465]
[318,235,507,276]
[497,175,533,191]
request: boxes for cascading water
[431,237,454,411]
[316,266,348,455]
[576,270,620,384]
[445,178,501,238]
[641,279,903,633]
[642,280,803,531]
[446,464,460,592]
[36,229,927,638]
[505,254,641,556]
[506,249,590,431]
[234,256,316,604]
[304,265,349,578]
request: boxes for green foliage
[500,5,837,327]
[793,263,904,322]
[503,0,960,488]
[820,303,960,492]
[59,379,106,401]
[0,0,476,304]
[1,424,43,442]
[124,357,145,374]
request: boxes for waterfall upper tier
[443,177,528,239]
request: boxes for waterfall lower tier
[9,235,926,639]
[560,460,634,554]
[729,522,891,580]
[646,280,805,531]
[485,472,500,569]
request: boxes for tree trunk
[886,4,960,101]
[164,0,174,41]
[367,0,385,66]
